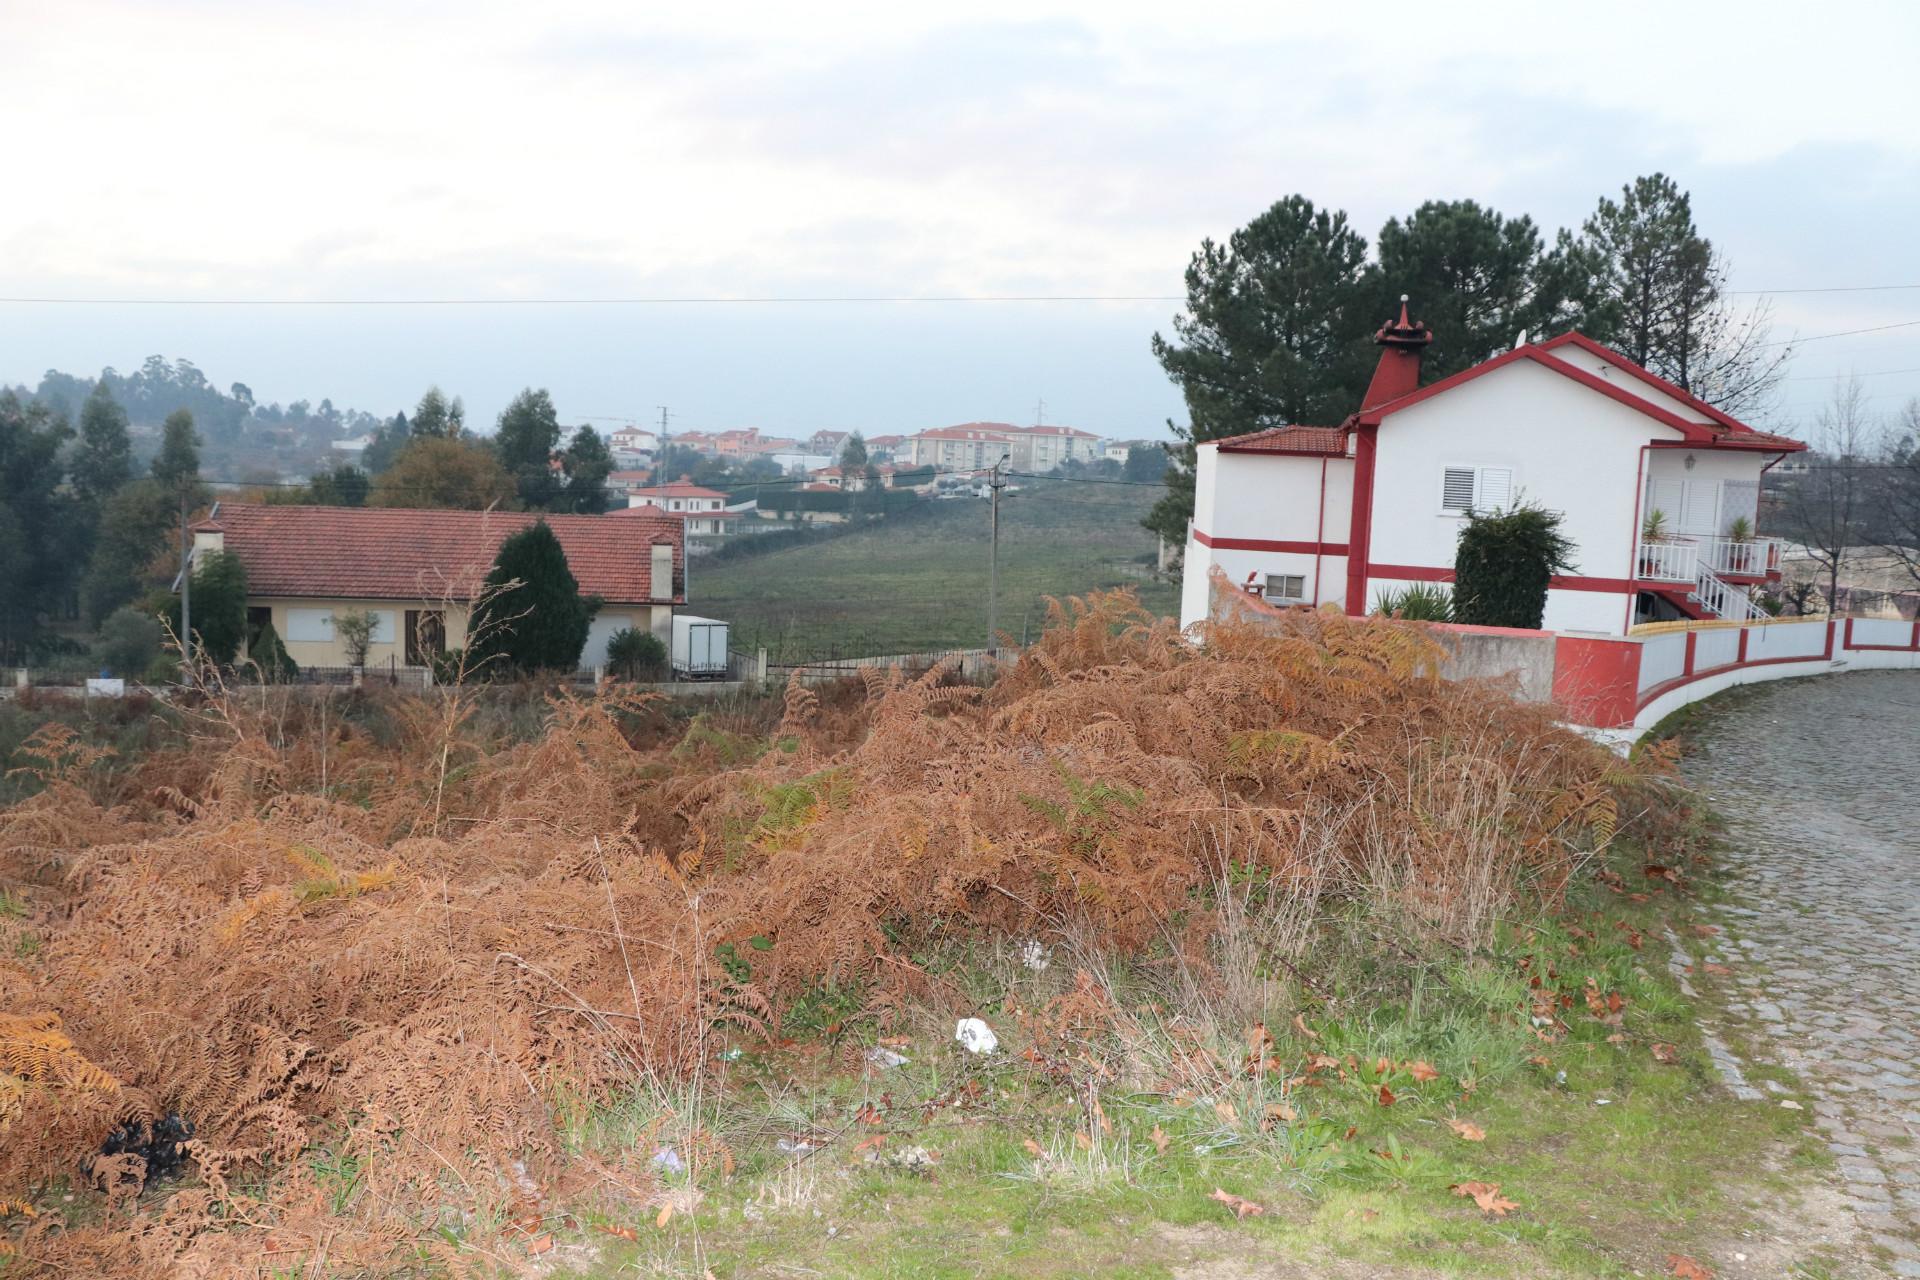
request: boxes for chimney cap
[1375,296,1432,350]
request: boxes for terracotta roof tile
[1214,425,1349,455]
[207,503,683,605]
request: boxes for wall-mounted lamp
[1684,453,1697,471]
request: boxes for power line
[1730,283,1920,296]
[1784,365,1920,382]
[1762,318,1920,348]
[0,293,1185,306]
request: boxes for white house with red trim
[1180,302,1807,637]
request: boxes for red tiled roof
[1213,425,1349,456]
[914,423,1021,442]
[205,503,684,605]
[1353,330,1807,453]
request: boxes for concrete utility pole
[987,452,1010,653]
[178,480,193,678]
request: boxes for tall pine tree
[73,381,133,507]
[1147,195,1375,541]
[495,388,563,509]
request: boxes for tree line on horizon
[1145,173,1793,541]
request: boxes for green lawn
[691,479,1176,661]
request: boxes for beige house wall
[251,597,673,670]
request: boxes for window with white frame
[1439,465,1514,515]
[1263,573,1306,603]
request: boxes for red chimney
[1360,295,1431,411]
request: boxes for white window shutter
[1441,467,1477,513]
[1477,467,1514,512]
[1647,478,1683,528]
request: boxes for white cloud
[2,1,1916,430]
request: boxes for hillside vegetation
[0,595,1816,1278]
[693,478,1174,660]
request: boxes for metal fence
[766,647,996,684]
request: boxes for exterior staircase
[1636,539,1772,622]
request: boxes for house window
[287,608,334,643]
[405,610,446,666]
[1440,465,1514,515]
[1263,573,1306,603]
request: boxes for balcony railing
[1635,540,1698,582]
[1636,535,1784,582]
[1699,534,1785,578]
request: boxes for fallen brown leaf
[1214,1100,1238,1124]
[1208,1187,1266,1219]
[526,1233,554,1255]
[1666,1255,1713,1279]
[1292,1012,1319,1040]
[1376,1083,1396,1107]
[1149,1125,1169,1154]
[655,1204,673,1229]
[1408,1060,1440,1083]
[1690,924,1721,937]
[1449,1181,1518,1216]
[1446,1118,1486,1141]
[1022,1138,1043,1157]
[1651,1043,1679,1064]
[597,1224,639,1241]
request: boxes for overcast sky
[3,0,1917,441]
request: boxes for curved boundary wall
[1205,567,1920,745]
[1554,616,1920,742]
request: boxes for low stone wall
[1427,623,1559,704]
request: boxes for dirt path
[1680,671,1920,1276]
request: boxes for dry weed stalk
[0,589,1663,1273]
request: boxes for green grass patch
[694,479,1174,661]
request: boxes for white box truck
[671,615,730,679]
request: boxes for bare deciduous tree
[1774,377,1882,611]
[1871,397,1920,590]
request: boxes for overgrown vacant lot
[694,478,1174,660]
[0,595,1844,1277]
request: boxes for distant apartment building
[621,477,741,547]
[902,422,1104,473]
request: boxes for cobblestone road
[1680,671,1920,1275]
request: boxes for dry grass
[0,590,1667,1275]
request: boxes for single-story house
[189,503,685,671]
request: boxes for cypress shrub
[250,619,299,682]
[1451,504,1575,630]
[468,521,593,674]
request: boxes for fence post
[756,647,768,684]
[595,664,607,692]
[14,668,26,690]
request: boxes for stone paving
[1679,671,1920,1275]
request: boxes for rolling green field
[691,477,1176,661]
